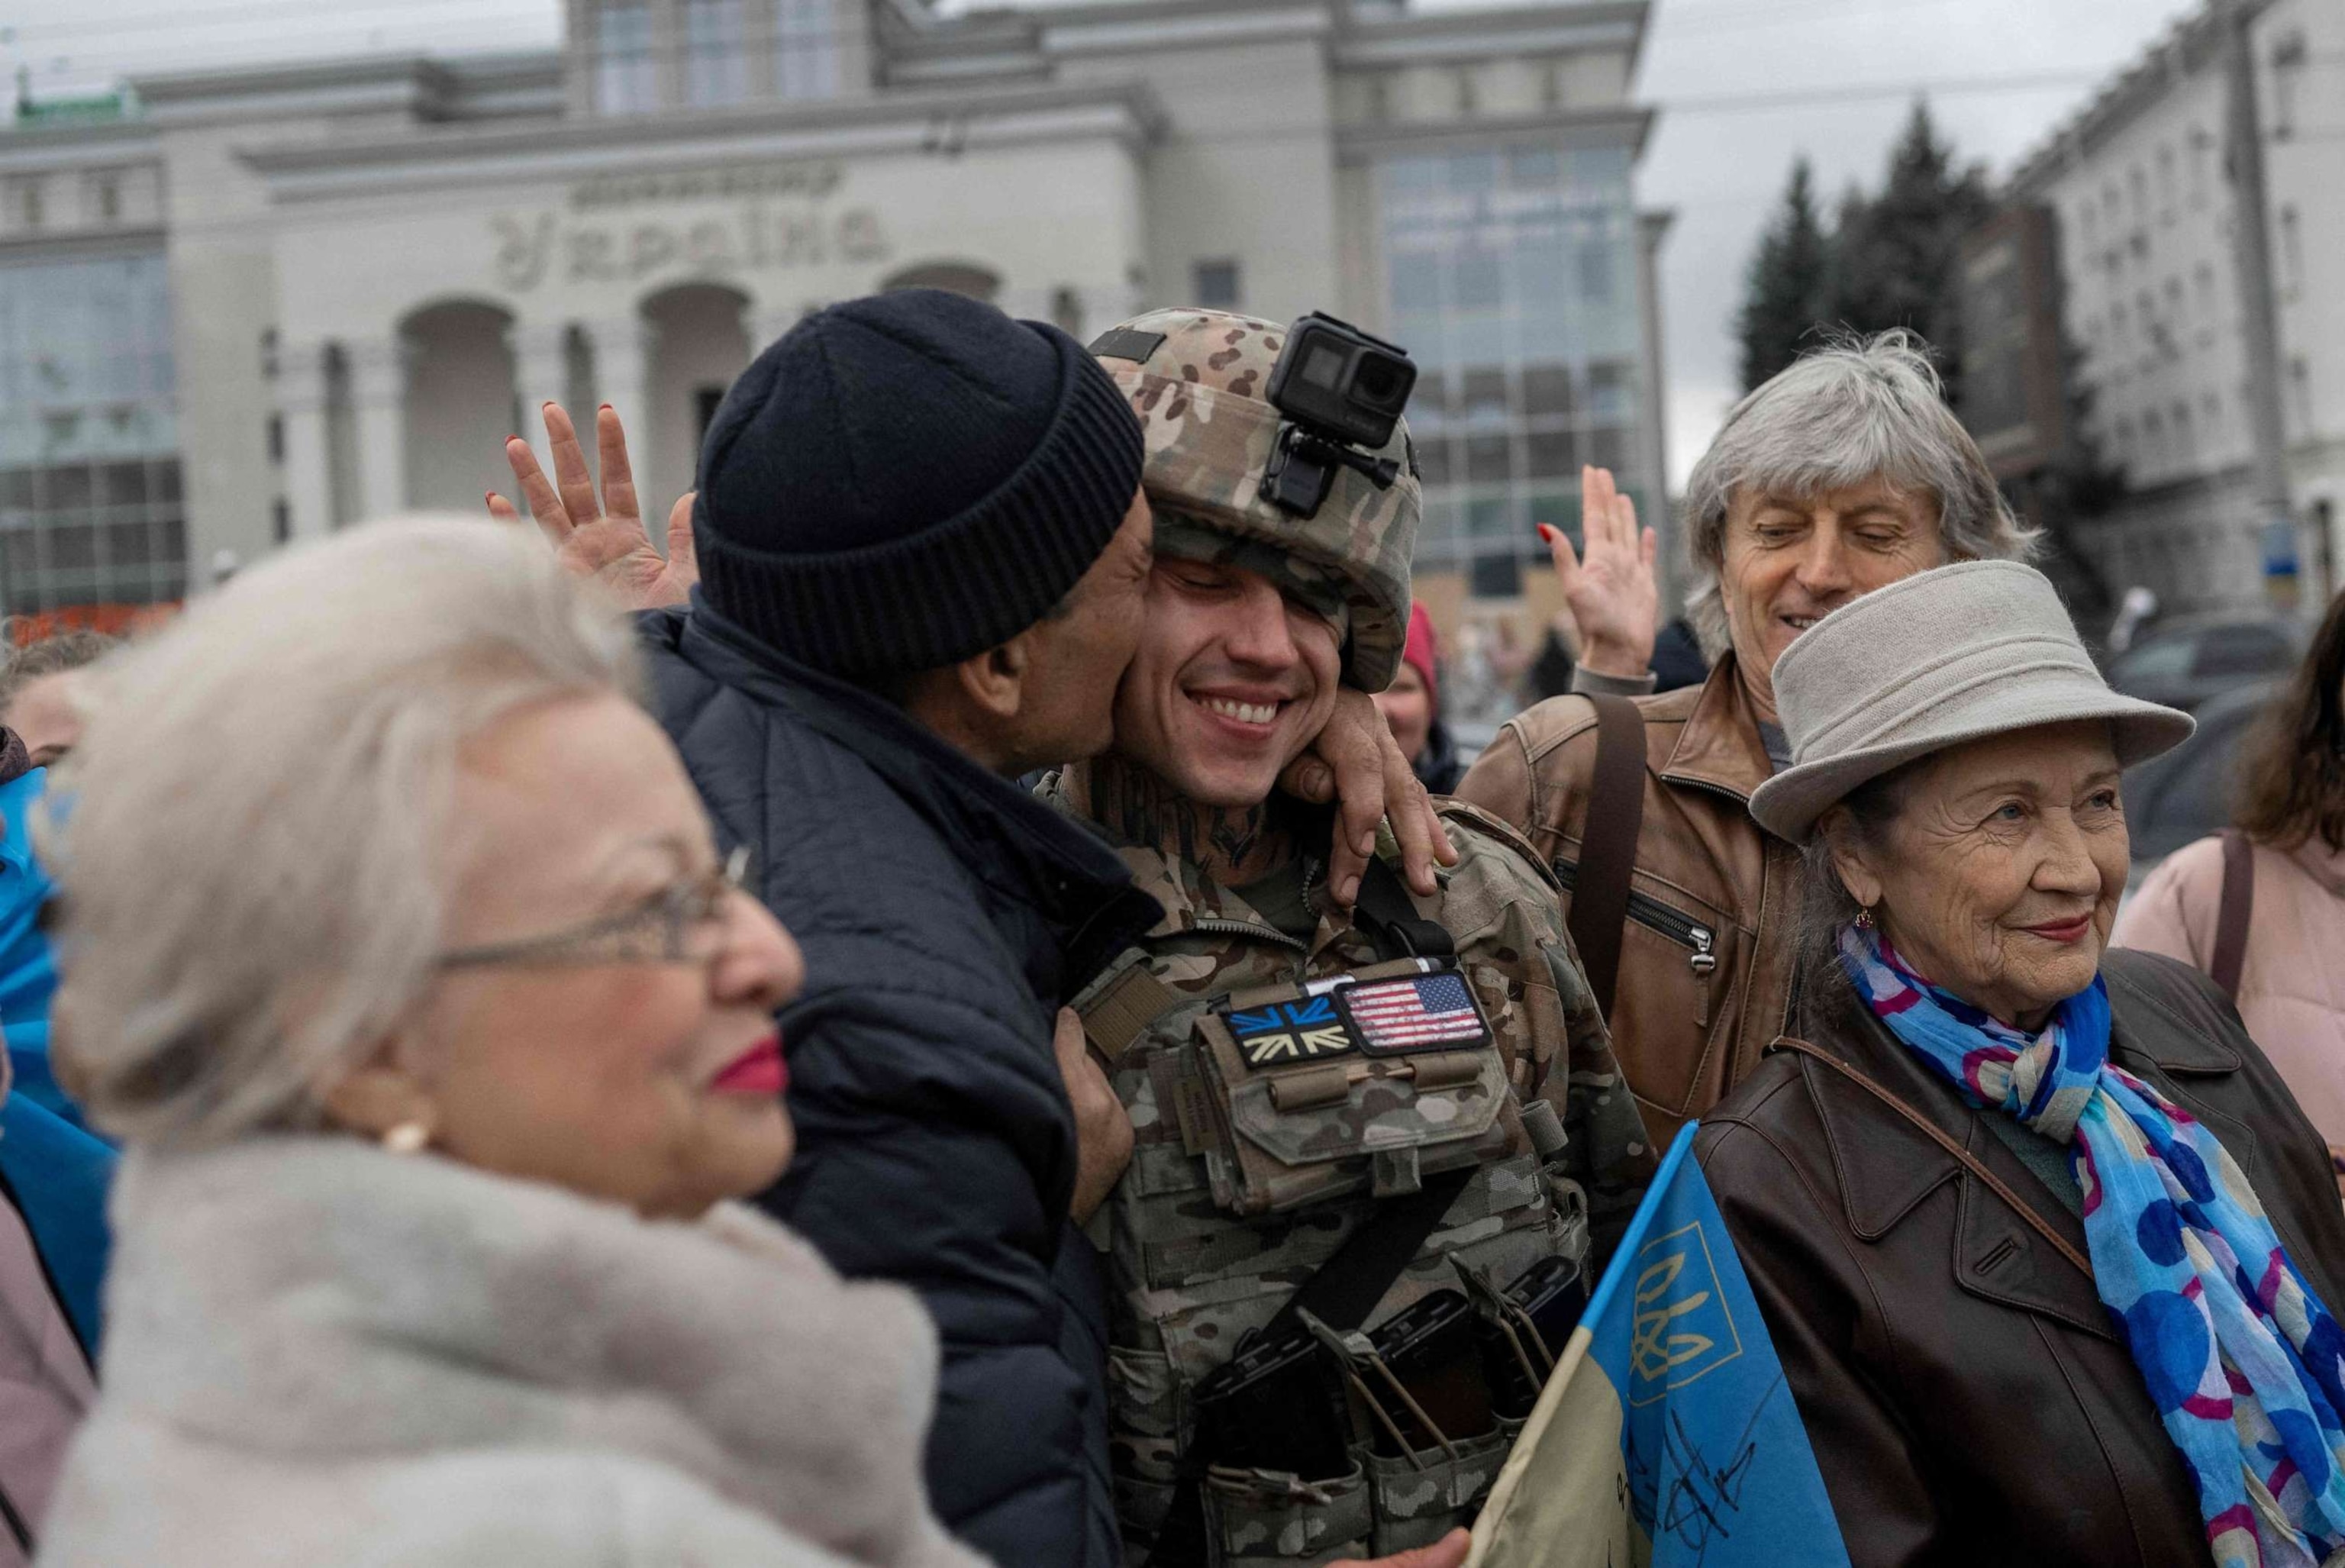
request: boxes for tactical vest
[1076,851,1592,1566]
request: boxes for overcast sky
[4,0,2196,486]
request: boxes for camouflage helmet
[1090,308,1420,691]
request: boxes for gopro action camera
[1259,312,1420,519]
[1264,313,1418,453]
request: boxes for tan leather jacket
[1453,656,1798,1144]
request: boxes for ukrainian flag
[1469,1124,1849,1567]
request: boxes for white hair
[1681,329,2040,657]
[48,517,637,1148]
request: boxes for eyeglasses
[436,846,753,970]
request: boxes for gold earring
[382,1121,431,1156]
[1854,906,1876,931]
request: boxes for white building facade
[2010,0,2344,615]
[0,0,1668,626]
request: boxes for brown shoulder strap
[1769,1036,2092,1279]
[1079,963,1180,1070]
[2212,830,2256,1004]
[1566,694,1647,1020]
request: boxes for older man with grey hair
[1456,329,2038,1144]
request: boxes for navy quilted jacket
[639,604,1160,1568]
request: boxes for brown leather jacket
[1698,949,2345,1568]
[1454,656,1795,1144]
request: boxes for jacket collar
[1794,966,2250,1344]
[1034,772,1355,957]
[676,602,1163,990]
[1659,653,1776,805]
[102,1138,966,1566]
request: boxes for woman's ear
[1818,806,1885,912]
[319,1044,437,1144]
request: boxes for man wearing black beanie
[496,289,1450,1568]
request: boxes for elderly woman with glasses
[1695,561,2345,1567]
[28,519,989,1567]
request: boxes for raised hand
[1537,464,1657,680]
[488,402,700,611]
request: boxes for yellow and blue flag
[1470,1123,1849,1567]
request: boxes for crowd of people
[0,288,2334,1568]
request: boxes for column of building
[512,321,572,435]
[747,303,801,357]
[349,337,411,522]
[589,315,653,435]
[276,342,336,541]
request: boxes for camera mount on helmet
[1259,313,1419,520]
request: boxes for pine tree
[1736,159,1832,392]
[1824,101,1993,401]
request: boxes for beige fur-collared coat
[37,1137,989,1568]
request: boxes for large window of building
[0,252,183,611]
[684,0,749,108]
[594,1,657,115]
[776,0,840,102]
[1192,259,1241,309]
[1379,144,1643,598]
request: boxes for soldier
[1049,310,1654,1566]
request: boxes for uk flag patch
[1223,994,1357,1069]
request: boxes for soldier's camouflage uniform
[1053,789,1653,1565]
[1058,311,1656,1565]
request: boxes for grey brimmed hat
[1747,560,2195,843]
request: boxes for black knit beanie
[693,288,1144,676]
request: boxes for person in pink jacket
[2114,589,2345,1183]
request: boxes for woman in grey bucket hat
[1687,562,2345,1567]
[1747,560,2193,843]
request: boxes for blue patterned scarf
[1838,923,2345,1567]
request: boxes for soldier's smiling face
[1111,555,1343,807]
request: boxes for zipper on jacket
[1189,916,1310,953]
[1183,854,1325,957]
[1553,857,1718,1024]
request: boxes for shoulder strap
[1076,959,1182,1070]
[2212,830,2256,1003]
[1352,854,1456,961]
[1161,1147,1474,1563]
[1263,1166,1476,1341]
[1769,1037,2092,1279]
[1566,694,1647,1018]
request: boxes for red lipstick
[711,1034,788,1095]
[2022,916,2093,945]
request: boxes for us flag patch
[1337,971,1490,1057]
